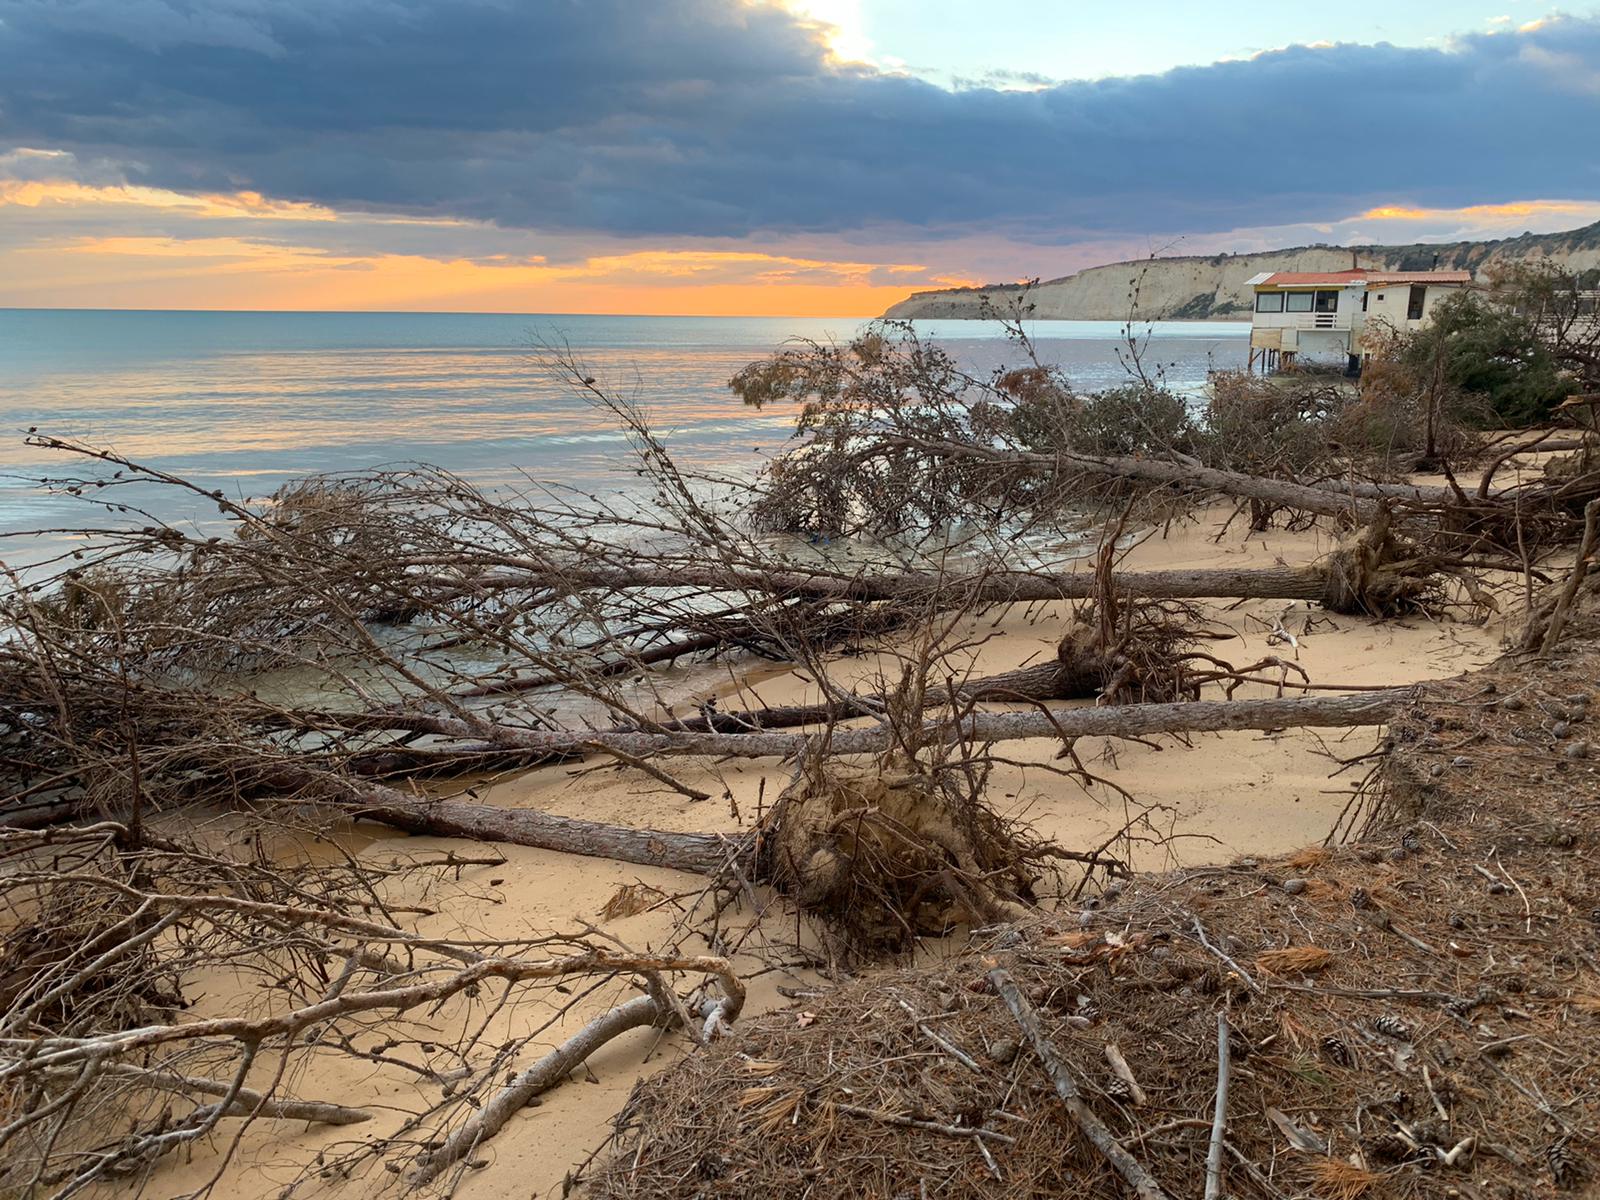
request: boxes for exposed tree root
[1317,508,1449,616]
[763,760,1045,956]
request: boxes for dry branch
[988,965,1173,1200]
[1203,1012,1231,1200]
[411,990,674,1185]
[1538,497,1600,654]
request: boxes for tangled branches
[732,323,1600,570]
[3,320,1578,1197]
[0,821,742,1198]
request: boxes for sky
[1,1,1598,315]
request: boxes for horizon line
[0,304,886,320]
[0,305,1239,323]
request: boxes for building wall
[1360,284,1465,352]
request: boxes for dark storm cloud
[1,1,1596,239]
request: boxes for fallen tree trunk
[893,437,1462,521]
[663,660,1074,735]
[446,546,1434,615]
[349,687,1414,765]
[306,689,1416,875]
[301,772,747,877]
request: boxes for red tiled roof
[1253,268,1475,289]
[1364,270,1474,286]
[1256,270,1368,287]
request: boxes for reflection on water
[0,310,1248,566]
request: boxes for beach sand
[152,504,1510,1199]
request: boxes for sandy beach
[144,501,1510,1199]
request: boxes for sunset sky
[2,1,1598,315]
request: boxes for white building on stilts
[1245,267,1474,374]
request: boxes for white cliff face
[883,225,1600,322]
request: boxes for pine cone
[1350,886,1371,910]
[1373,1016,1413,1040]
[1365,1089,1408,1112]
[1321,1035,1353,1066]
[1445,984,1500,1017]
[1548,1136,1582,1189]
[1103,1077,1133,1102]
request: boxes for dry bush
[1337,323,1476,473]
[1201,370,1347,479]
[1199,371,1349,529]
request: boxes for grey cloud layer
[2,0,1596,239]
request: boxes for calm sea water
[0,310,1248,567]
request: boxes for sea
[0,310,1249,569]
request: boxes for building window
[1361,292,1369,312]
[1407,285,1427,320]
[1254,292,1284,313]
[1285,291,1314,313]
[1314,290,1339,313]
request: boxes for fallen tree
[723,323,1597,561]
[309,687,1414,876]
[314,686,1413,771]
[451,538,1434,614]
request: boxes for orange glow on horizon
[5,233,976,316]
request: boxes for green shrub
[1393,291,1573,427]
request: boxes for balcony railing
[1255,312,1353,332]
[1293,312,1349,330]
